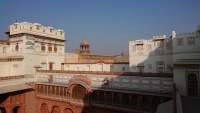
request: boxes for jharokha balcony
[36,83,173,113]
[36,70,175,113]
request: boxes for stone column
[90,90,93,106]
[97,91,99,104]
[111,92,114,108]
[129,94,132,110]
[119,93,123,109]
[59,87,61,98]
[62,87,65,98]
[139,95,143,112]
[103,91,106,106]
[5,107,12,113]
[150,96,153,113]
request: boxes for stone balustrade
[37,70,173,78]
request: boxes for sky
[0,0,200,55]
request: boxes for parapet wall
[9,22,65,40]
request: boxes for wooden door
[188,73,198,97]
[49,63,53,70]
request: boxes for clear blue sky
[0,0,200,55]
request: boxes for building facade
[129,25,200,97]
[0,22,65,76]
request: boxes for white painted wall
[0,59,10,76]
[63,63,129,72]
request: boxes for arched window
[15,43,19,51]
[132,95,139,108]
[142,96,150,109]
[13,106,20,113]
[122,94,130,106]
[54,46,57,52]
[41,44,45,52]
[106,92,112,105]
[72,85,86,100]
[41,103,49,113]
[48,45,52,52]
[113,93,120,105]
[99,91,105,102]
[64,108,73,113]
[51,106,60,113]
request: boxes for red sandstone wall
[25,82,37,113]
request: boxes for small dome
[80,39,89,46]
[121,52,125,56]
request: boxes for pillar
[128,94,132,110]
[111,92,114,108]
[119,93,123,109]
[150,96,153,113]
[97,91,99,104]
[139,95,143,112]
[5,107,12,113]
[103,91,106,106]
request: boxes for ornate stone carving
[157,41,163,49]
[146,44,151,51]
[185,65,199,69]
[177,38,183,46]
[137,45,143,51]
[174,64,184,69]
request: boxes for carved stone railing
[37,70,173,78]
[36,73,174,94]
[0,74,36,86]
[0,75,25,80]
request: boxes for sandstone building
[0,21,199,113]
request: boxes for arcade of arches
[37,84,172,113]
[0,91,25,113]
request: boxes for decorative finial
[16,19,18,23]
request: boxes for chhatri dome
[80,39,90,47]
[79,39,90,53]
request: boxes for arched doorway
[99,91,105,103]
[188,73,198,97]
[131,95,139,109]
[72,85,87,101]
[142,96,150,111]
[41,103,49,113]
[13,106,20,113]
[106,92,112,105]
[51,106,60,113]
[92,91,98,102]
[0,107,6,113]
[122,94,130,108]
[64,108,73,113]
